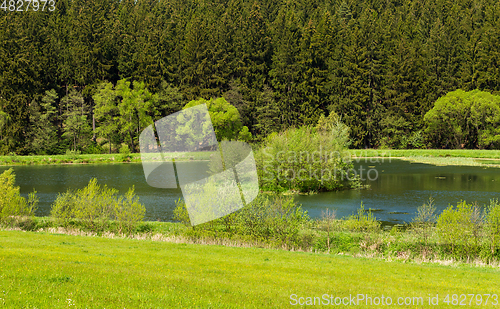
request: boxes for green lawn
[1,230,500,308]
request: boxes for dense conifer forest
[1,0,500,154]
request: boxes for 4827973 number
[1,0,55,11]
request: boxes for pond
[2,159,500,224]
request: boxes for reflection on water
[2,159,500,223]
[0,162,209,222]
[296,159,500,223]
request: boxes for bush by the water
[173,194,309,248]
[50,178,145,234]
[0,168,38,226]
[255,112,360,193]
[343,203,381,233]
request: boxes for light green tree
[182,97,252,142]
[424,89,500,149]
[0,169,38,225]
[115,79,156,152]
[93,82,119,153]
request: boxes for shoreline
[2,149,500,167]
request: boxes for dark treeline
[1,0,500,154]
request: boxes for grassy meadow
[350,149,500,159]
[0,152,213,166]
[349,149,500,168]
[1,229,500,308]
[1,149,500,167]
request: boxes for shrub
[437,200,484,260]
[172,194,309,247]
[344,203,381,233]
[50,178,145,234]
[119,144,130,155]
[317,209,337,252]
[182,97,252,141]
[173,198,191,226]
[225,195,307,246]
[410,197,437,246]
[485,199,500,255]
[84,142,104,154]
[119,144,131,161]
[114,186,146,234]
[0,169,38,225]
[65,149,81,159]
[255,113,357,193]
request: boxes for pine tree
[26,90,60,154]
[61,90,92,151]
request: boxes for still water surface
[2,159,500,223]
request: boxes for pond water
[296,159,500,223]
[2,159,500,224]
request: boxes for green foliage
[173,194,309,248]
[114,187,146,234]
[256,113,356,193]
[115,79,156,152]
[344,203,381,233]
[50,178,145,234]
[183,97,252,142]
[254,86,281,138]
[61,90,92,152]
[424,90,500,149]
[436,201,484,259]
[65,149,81,159]
[0,169,37,225]
[26,90,59,155]
[93,82,119,154]
[235,195,309,246]
[4,1,500,153]
[94,79,156,153]
[119,144,131,161]
[154,81,185,119]
[485,199,500,255]
[173,198,191,227]
[379,116,424,149]
[411,197,437,245]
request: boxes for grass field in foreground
[1,231,500,308]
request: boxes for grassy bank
[349,149,500,167]
[350,149,500,159]
[0,152,213,166]
[1,229,500,308]
[2,149,500,167]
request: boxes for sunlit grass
[401,156,500,168]
[0,152,212,166]
[1,230,500,308]
[350,149,500,159]
[349,149,500,167]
